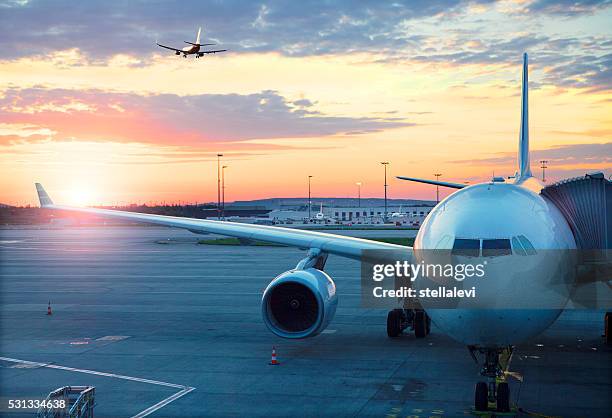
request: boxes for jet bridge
[542,172,611,312]
[541,172,611,252]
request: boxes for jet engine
[261,268,337,338]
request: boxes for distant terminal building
[327,205,433,226]
[210,198,437,226]
[265,204,434,226]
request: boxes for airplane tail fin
[196,27,202,45]
[35,183,54,207]
[517,52,532,181]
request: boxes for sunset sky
[1,0,610,206]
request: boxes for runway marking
[0,356,195,418]
[0,274,285,278]
[0,274,361,281]
[96,335,130,341]
[132,387,195,418]
[0,246,169,253]
[0,290,363,296]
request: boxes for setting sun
[65,187,97,207]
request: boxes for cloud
[1,1,610,93]
[450,142,612,166]
[385,33,611,93]
[0,87,414,146]
[0,0,495,60]
[524,0,612,16]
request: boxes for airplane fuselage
[415,178,577,347]
[182,45,200,54]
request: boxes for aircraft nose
[428,308,563,346]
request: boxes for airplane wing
[396,176,466,189]
[156,42,182,53]
[35,183,410,260]
[198,49,227,54]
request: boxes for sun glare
[66,189,96,207]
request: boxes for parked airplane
[156,27,226,58]
[35,54,609,413]
[314,203,326,220]
[389,205,406,218]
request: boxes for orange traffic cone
[269,346,279,365]
[47,301,52,316]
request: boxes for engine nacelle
[261,268,337,339]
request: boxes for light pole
[434,173,442,204]
[381,162,389,222]
[222,165,228,219]
[308,175,313,220]
[356,182,362,208]
[217,153,223,220]
[540,160,548,182]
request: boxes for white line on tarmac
[132,387,196,418]
[0,356,195,418]
[1,274,358,279]
[1,290,363,296]
[0,246,168,253]
[0,274,274,278]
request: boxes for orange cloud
[0,87,413,147]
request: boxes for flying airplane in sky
[35,54,610,413]
[156,27,226,58]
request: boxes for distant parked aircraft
[314,203,326,221]
[156,27,226,58]
[389,205,407,219]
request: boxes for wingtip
[35,183,54,207]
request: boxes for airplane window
[517,235,537,255]
[511,237,526,256]
[452,239,480,256]
[482,239,512,257]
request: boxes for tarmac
[0,226,610,417]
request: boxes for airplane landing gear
[469,346,512,413]
[474,381,488,411]
[386,309,406,337]
[386,309,431,338]
[497,381,510,412]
